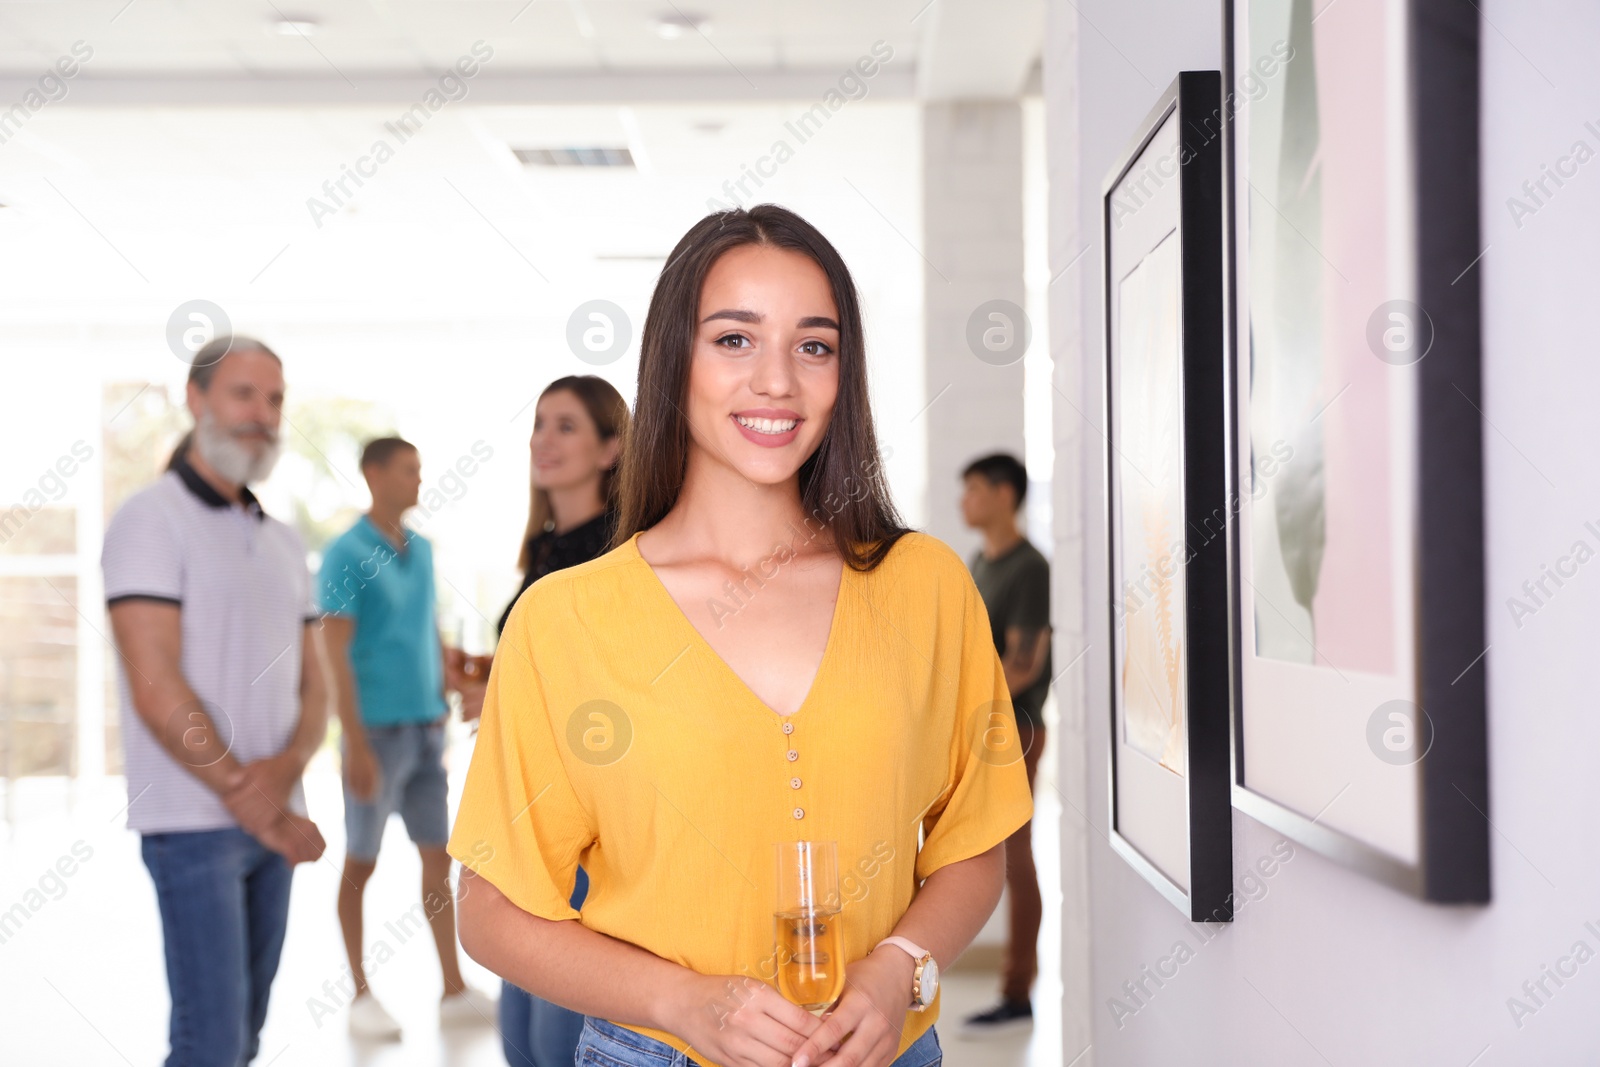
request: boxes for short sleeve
[304,559,320,622]
[102,490,182,606]
[316,536,363,618]
[447,594,594,921]
[915,570,1036,882]
[278,524,319,623]
[1006,553,1051,635]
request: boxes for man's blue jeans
[140,828,293,1067]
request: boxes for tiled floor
[0,722,1062,1066]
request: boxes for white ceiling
[0,0,1044,308]
[1,0,914,72]
[0,0,1042,99]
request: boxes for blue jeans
[574,1015,942,1066]
[501,982,587,1067]
[140,828,293,1067]
[501,865,590,1067]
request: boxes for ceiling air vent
[513,147,635,169]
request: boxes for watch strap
[876,935,931,962]
[875,936,935,1009]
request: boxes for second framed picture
[1223,0,1488,903]
[1102,70,1233,921]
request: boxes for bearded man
[102,335,328,1067]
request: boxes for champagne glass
[464,617,496,685]
[774,840,845,1013]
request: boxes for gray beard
[194,411,282,486]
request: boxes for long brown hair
[518,376,630,572]
[614,204,909,571]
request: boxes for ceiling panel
[0,0,938,75]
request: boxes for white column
[1043,3,1095,1061]
[920,101,1028,554]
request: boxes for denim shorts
[342,718,449,861]
[574,1015,941,1067]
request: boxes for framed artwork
[1103,70,1234,921]
[1222,0,1489,901]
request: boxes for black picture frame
[1102,70,1234,922]
[1221,0,1489,902]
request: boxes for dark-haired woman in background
[449,205,1031,1067]
[448,374,626,1067]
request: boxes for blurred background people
[450,375,627,1067]
[958,452,1052,1037]
[101,336,328,1067]
[318,436,495,1040]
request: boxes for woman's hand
[442,645,469,689]
[790,948,914,1067]
[444,649,490,722]
[456,678,488,722]
[672,973,826,1067]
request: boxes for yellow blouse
[447,528,1035,1063]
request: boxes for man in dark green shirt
[958,452,1052,1037]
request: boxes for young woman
[448,375,627,1067]
[495,377,628,638]
[448,205,1033,1067]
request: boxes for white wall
[920,100,1026,555]
[1045,1,1600,1062]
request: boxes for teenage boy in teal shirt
[319,436,493,1039]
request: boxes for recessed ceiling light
[273,16,319,37]
[656,11,708,39]
[513,147,636,169]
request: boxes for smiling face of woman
[685,243,842,487]
[530,388,615,491]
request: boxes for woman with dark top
[448,374,627,1067]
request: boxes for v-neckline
[628,530,848,721]
[362,515,409,561]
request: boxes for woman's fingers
[726,1011,814,1067]
[698,977,828,1067]
[750,983,827,1040]
[814,1018,901,1067]
[789,998,864,1067]
[789,988,907,1067]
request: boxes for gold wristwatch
[875,936,939,1012]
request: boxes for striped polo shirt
[101,452,316,834]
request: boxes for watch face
[920,958,940,1003]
